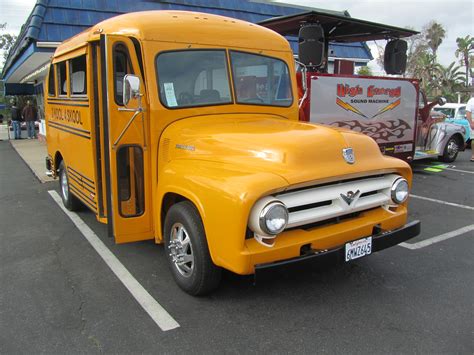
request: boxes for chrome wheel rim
[61,170,69,201]
[168,223,194,277]
[447,140,458,159]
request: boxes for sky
[1,0,473,71]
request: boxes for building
[1,0,373,128]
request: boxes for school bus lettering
[44,10,420,296]
[51,107,83,125]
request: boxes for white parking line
[411,195,474,211]
[442,167,474,174]
[48,190,180,332]
[400,224,474,250]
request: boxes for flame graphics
[372,99,401,118]
[330,119,412,143]
[336,98,368,118]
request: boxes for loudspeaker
[298,24,325,67]
[384,39,408,75]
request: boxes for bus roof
[54,10,292,57]
[258,10,419,42]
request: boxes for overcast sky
[1,0,473,70]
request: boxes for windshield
[455,106,466,119]
[433,106,467,119]
[230,51,292,107]
[156,50,232,108]
[433,107,455,118]
[156,49,292,109]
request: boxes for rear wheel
[438,137,460,163]
[58,160,81,211]
[164,201,221,296]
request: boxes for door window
[116,146,145,217]
[113,44,133,105]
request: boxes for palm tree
[455,35,473,86]
[425,21,446,61]
[437,62,466,101]
[412,52,441,97]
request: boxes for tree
[424,21,446,61]
[357,66,373,76]
[437,62,465,101]
[0,23,17,66]
[455,35,473,87]
[412,52,441,97]
[405,27,428,78]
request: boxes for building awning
[2,42,53,84]
[258,10,419,42]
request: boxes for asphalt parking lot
[0,141,473,353]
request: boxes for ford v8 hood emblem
[340,190,360,206]
[342,148,355,164]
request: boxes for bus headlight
[249,197,289,236]
[391,178,409,204]
[259,201,288,235]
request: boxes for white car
[433,103,466,119]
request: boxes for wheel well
[451,133,465,149]
[161,193,191,234]
[54,152,63,172]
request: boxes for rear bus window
[70,55,87,96]
[48,64,55,96]
[57,61,68,96]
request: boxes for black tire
[58,160,82,211]
[438,136,460,163]
[164,201,221,295]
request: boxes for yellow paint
[45,11,413,275]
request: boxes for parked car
[433,103,471,142]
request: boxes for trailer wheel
[164,201,221,296]
[439,137,460,163]
[58,161,81,211]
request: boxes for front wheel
[58,160,82,211]
[438,137,460,163]
[164,201,221,296]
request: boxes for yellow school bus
[45,10,420,295]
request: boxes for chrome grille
[276,174,401,229]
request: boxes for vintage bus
[45,11,420,295]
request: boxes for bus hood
[162,114,408,186]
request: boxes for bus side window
[70,55,87,96]
[48,64,56,97]
[57,61,68,96]
[113,44,133,105]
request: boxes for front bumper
[255,220,420,275]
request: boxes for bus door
[101,34,153,243]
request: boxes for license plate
[345,237,372,262]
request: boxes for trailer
[259,11,467,162]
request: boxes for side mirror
[298,24,325,68]
[123,74,141,109]
[384,39,408,75]
[437,97,447,106]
